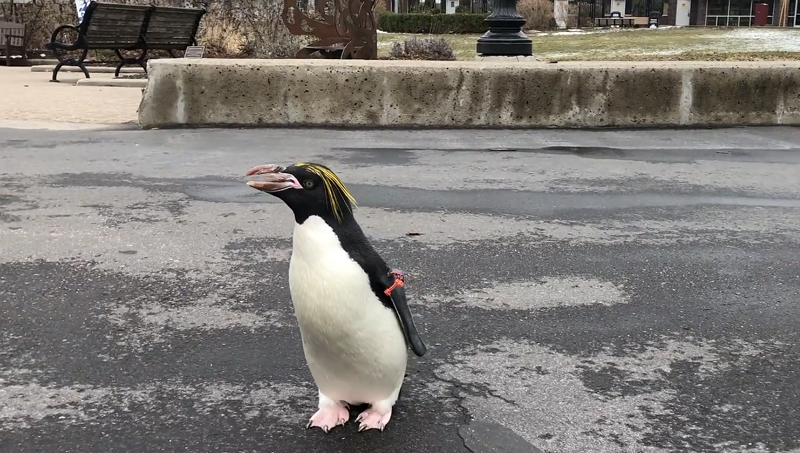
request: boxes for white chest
[286,216,407,402]
[287,217,403,348]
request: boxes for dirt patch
[0,67,141,127]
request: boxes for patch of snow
[550,30,589,35]
[543,25,684,38]
[706,28,800,52]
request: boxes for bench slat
[84,6,148,46]
[145,8,203,46]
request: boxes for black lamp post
[476,0,533,56]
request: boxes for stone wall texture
[138,59,800,129]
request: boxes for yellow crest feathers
[294,162,357,221]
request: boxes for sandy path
[0,67,142,129]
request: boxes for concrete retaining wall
[137,59,800,129]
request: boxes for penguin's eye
[303,179,315,189]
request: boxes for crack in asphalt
[425,370,535,453]
[431,373,481,453]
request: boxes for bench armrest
[4,34,25,46]
[45,24,85,51]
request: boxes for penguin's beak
[245,164,302,193]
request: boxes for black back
[313,209,427,357]
[317,211,395,311]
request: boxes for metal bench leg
[114,59,126,78]
[114,48,147,78]
[295,47,314,59]
[50,60,90,83]
[77,61,90,79]
[137,49,149,75]
[47,27,90,82]
[51,61,65,82]
[114,49,128,78]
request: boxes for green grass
[379,27,800,61]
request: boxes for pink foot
[356,406,393,432]
[307,403,350,433]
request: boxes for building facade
[599,0,796,26]
[668,0,795,26]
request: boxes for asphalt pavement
[1,126,799,453]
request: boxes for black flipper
[379,272,427,357]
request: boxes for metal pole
[476,0,532,56]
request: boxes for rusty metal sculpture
[281,0,378,59]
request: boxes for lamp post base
[476,32,533,56]
[475,0,533,57]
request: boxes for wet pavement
[1,126,799,453]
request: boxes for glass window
[704,0,761,25]
[707,0,728,15]
[729,0,752,16]
[762,0,775,16]
[630,0,644,15]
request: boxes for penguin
[245,162,427,433]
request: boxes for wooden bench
[141,5,205,57]
[45,1,205,82]
[1,21,26,66]
[595,17,635,27]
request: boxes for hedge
[378,12,490,34]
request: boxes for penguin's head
[245,162,357,224]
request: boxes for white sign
[611,0,626,16]
[184,45,205,58]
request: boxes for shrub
[388,37,456,60]
[378,12,489,34]
[517,0,555,31]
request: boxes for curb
[138,59,800,129]
[31,65,146,74]
[76,78,147,88]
